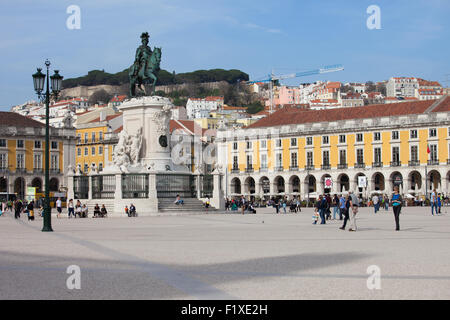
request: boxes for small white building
[186,96,224,119]
[386,77,419,97]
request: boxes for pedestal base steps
[158,198,216,213]
[81,198,215,216]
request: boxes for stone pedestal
[119,96,182,172]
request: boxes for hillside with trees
[62,68,249,88]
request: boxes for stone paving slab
[0,206,449,300]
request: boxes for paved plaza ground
[0,205,449,300]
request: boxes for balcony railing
[321,164,331,170]
[245,167,254,173]
[305,165,315,171]
[275,166,284,172]
[354,163,365,169]
[15,168,27,173]
[390,161,401,167]
[33,168,43,174]
[337,163,347,169]
[0,167,9,173]
[50,168,60,174]
[372,162,383,168]
[231,168,240,174]
[259,167,268,172]
[289,166,299,171]
[408,160,420,167]
[427,160,439,166]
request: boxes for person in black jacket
[317,195,327,224]
[27,200,35,221]
[14,200,22,219]
[339,195,351,230]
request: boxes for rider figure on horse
[132,32,152,79]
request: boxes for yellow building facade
[0,112,76,201]
[75,114,121,173]
[218,97,450,200]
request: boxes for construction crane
[247,64,344,112]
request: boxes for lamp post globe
[32,68,45,95]
[50,70,63,93]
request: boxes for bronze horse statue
[129,47,161,97]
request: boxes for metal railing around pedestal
[156,174,196,198]
[200,174,214,198]
[122,174,149,199]
[92,175,115,199]
[74,176,89,199]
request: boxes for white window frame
[33,153,42,169]
[16,153,25,169]
[0,153,8,168]
[51,154,59,169]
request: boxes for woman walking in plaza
[67,199,74,219]
[384,195,389,211]
[332,194,339,219]
[391,186,403,231]
[339,195,351,230]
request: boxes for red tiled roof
[417,79,442,87]
[431,96,450,112]
[170,120,203,135]
[0,112,45,128]
[246,97,449,129]
[110,95,127,103]
[326,82,341,89]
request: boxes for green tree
[245,101,265,114]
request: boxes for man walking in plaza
[339,194,346,220]
[431,189,438,215]
[332,194,339,220]
[348,191,359,231]
[317,195,327,224]
[391,186,403,231]
[339,195,351,230]
[372,194,380,214]
[241,195,246,215]
[56,197,62,218]
[437,193,442,214]
[14,199,22,219]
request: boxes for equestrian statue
[129,32,162,97]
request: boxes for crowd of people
[222,187,448,232]
[65,199,108,218]
[224,196,257,214]
[3,190,446,230]
[0,199,41,221]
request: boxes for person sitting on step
[174,195,184,206]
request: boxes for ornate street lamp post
[32,60,63,232]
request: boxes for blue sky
[0,0,449,109]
